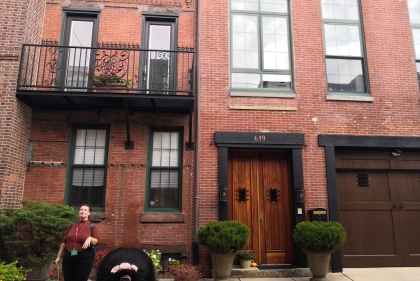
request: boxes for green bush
[236,250,254,260]
[293,221,347,253]
[0,261,31,281]
[198,221,250,253]
[0,199,79,265]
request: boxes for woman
[96,248,155,281]
[55,204,100,281]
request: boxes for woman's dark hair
[81,204,92,212]
[96,248,156,281]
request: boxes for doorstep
[218,265,312,278]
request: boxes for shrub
[236,250,254,260]
[168,258,180,266]
[168,263,202,281]
[293,221,347,252]
[0,261,31,281]
[198,221,250,253]
[0,199,79,265]
[93,248,109,270]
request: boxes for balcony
[16,44,195,114]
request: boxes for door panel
[229,150,291,265]
[337,151,420,267]
[338,170,404,266]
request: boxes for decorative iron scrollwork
[268,188,279,202]
[236,188,249,202]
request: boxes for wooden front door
[228,150,292,264]
[336,151,420,267]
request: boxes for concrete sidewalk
[192,267,420,281]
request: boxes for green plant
[93,248,109,270]
[88,67,134,86]
[145,249,162,271]
[0,199,79,265]
[168,263,202,281]
[0,260,31,281]
[198,221,250,253]
[236,250,254,260]
[293,221,347,253]
[168,258,180,266]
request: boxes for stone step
[225,265,312,278]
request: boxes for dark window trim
[65,124,110,212]
[145,127,184,213]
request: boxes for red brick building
[1,0,420,274]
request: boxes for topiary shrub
[293,221,347,253]
[0,199,79,265]
[236,250,254,260]
[198,221,250,253]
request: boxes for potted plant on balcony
[88,67,134,91]
[293,221,346,281]
[198,221,249,279]
[0,199,79,281]
[236,250,254,269]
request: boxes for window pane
[231,73,261,88]
[149,170,179,208]
[322,0,359,20]
[260,0,288,13]
[72,168,104,186]
[408,0,420,24]
[152,132,179,167]
[262,17,289,70]
[74,129,106,164]
[326,58,365,92]
[231,0,259,11]
[261,74,291,89]
[413,29,420,59]
[232,15,259,69]
[324,24,361,56]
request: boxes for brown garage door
[336,150,420,267]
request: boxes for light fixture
[391,148,401,157]
[297,189,306,203]
[219,184,228,202]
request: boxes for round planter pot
[240,259,252,269]
[210,252,235,279]
[304,251,332,281]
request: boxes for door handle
[260,211,264,229]
[392,204,397,209]
[399,204,404,209]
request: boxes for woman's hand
[82,237,92,249]
[54,257,60,264]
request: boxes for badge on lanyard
[71,249,77,256]
[72,221,88,256]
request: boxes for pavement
[199,267,420,281]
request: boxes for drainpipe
[192,0,201,265]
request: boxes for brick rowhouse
[2,0,420,276]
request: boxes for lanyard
[73,221,88,249]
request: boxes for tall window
[230,0,293,91]
[147,128,183,211]
[408,0,420,86]
[67,126,109,210]
[321,0,367,94]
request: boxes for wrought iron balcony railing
[17,44,195,96]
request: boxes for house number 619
[254,135,266,141]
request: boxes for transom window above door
[230,0,293,92]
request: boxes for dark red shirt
[62,221,100,252]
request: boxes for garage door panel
[337,171,391,204]
[341,210,398,257]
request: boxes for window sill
[140,212,185,223]
[230,91,296,98]
[326,94,373,102]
